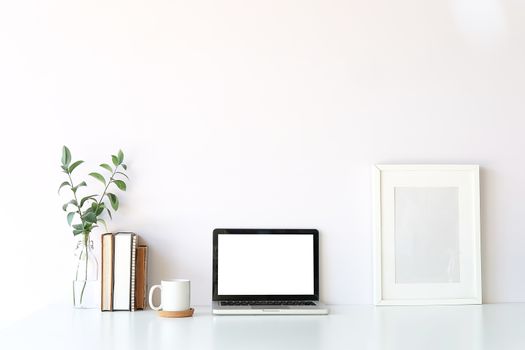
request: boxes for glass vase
[73,233,99,308]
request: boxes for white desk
[2,304,525,350]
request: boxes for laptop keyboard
[221,301,316,306]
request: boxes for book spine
[130,234,137,311]
[110,236,114,311]
[134,246,148,310]
[101,233,114,311]
[142,246,148,309]
[101,234,105,311]
[113,232,133,311]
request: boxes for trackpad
[251,305,289,309]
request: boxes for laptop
[212,228,329,315]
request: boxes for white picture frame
[373,164,482,305]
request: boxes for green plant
[58,146,128,236]
[58,146,129,307]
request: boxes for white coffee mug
[149,279,191,311]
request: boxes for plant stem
[74,244,84,281]
[97,165,119,207]
[67,172,85,222]
[79,233,88,305]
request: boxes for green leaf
[106,208,113,220]
[84,212,97,223]
[118,150,124,164]
[95,203,105,215]
[61,146,71,167]
[97,218,108,231]
[122,164,127,170]
[73,224,84,230]
[113,180,126,191]
[115,171,129,180]
[67,212,76,226]
[58,181,71,194]
[68,160,84,174]
[83,221,93,231]
[72,181,87,193]
[80,195,97,207]
[111,155,119,166]
[100,163,113,172]
[73,229,83,235]
[107,193,119,211]
[89,172,106,186]
[88,202,97,212]
[62,199,78,211]
[61,165,69,173]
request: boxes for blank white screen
[217,234,314,295]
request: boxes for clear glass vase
[73,233,99,308]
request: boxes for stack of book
[101,232,148,311]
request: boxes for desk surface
[2,304,525,350]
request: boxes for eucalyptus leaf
[84,212,97,223]
[58,181,71,194]
[95,203,105,215]
[62,199,78,211]
[100,163,113,172]
[89,172,106,186]
[61,146,71,167]
[67,212,76,226]
[118,150,124,164]
[68,160,84,174]
[107,193,119,211]
[72,181,87,193]
[80,195,98,208]
[115,171,129,180]
[113,180,126,191]
[111,155,119,166]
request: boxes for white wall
[1,0,525,325]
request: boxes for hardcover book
[113,232,137,311]
[135,245,148,310]
[101,233,114,311]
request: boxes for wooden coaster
[158,308,194,318]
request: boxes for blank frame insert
[394,187,460,284]
[373,165,482,305]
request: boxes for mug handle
[149,284,162,311]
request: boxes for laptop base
[212,301,329,315]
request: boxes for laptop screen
[213,229,319,300]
